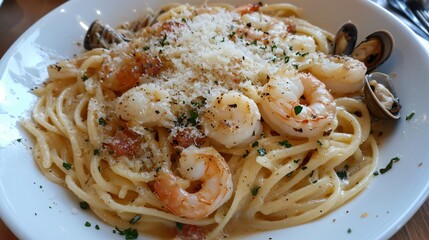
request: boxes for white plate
[1,0,429,239]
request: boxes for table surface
[1,0,429,239]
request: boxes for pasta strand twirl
[22,3,377,239]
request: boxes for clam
[333,22,394,73]
[364,72,401,119]
[351,30,394,73]
[84,20,129,50]
[333,22,357,55]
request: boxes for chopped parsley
[129,214,141,224]
[160,34,169,47]
[85,221,91,227]
[252,141,259,147]
[279,140,292,148]
[295,51,309,57]
[188,110,199,126]
[81,75,89,81]
[80,201,89,209]
[115,227,139,240]
[294,105,303,115]
[336,170,348,180]
[257,147,267,156]
[251,186,261,196]
[406,112,415,121]
[284,56,290,63]
[347,228,352,234]
[271,45,277,52]
[98,117,107,126]
[142,46,150,51]
[380,157,400,174]
[373,171,379,176]
[176,222,184,230]
[93,149,100,156]
[62,162,72,170]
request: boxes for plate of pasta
[1,0,429,239]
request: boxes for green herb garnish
[257,147,266,156]
[62,162,72,170]
[98,117,107,126]
[188,110,199,126]
[294,106,303,115]
[406,112,415,121]
[252,141,259,147]
[129,214,141,224]
[279,140,292,148]
[176,222,184,230]
[336,170,348,180]
[160,34,169,47]
[93,149,100,156]
[251,186,261,196]
[115,227,139,240]
[380,157,400,174]
[80,201,89,209]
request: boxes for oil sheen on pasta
[22,3,378,239]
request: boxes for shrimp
[201,91,262,148]
[259,72,336,139]
[307,53,367,95]
[154,146,233,219]
[115,83,175,128]
[100,49,163,92]
[234,3,261,15]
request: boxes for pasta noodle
[22,3,378,239]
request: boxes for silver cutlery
[387,0,429,39]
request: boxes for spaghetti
[22,3,378,239]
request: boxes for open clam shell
[351,30,394,73]
[364,72,401,119]
[84,20,129,50]
[333,22,358,55]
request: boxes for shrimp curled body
[154,146,233,219]
[308,53,367,95]
[202,91,262,148]
[260,72,336,139]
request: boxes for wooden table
[0,0,428,239]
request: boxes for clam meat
[364,72,401,119]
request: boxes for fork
[388,0,429,38]
[405,0,429,31]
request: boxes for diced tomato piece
[175,225,205,240]
[104,127,142,158]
